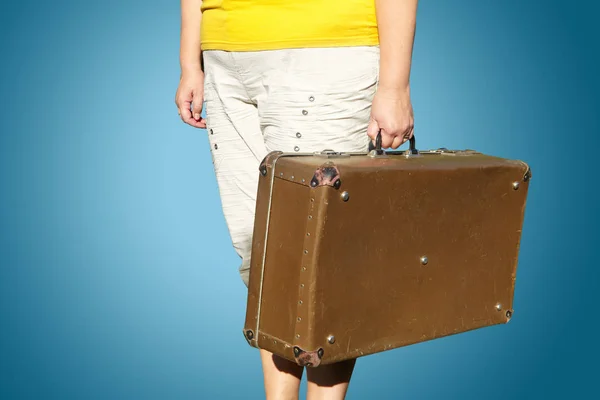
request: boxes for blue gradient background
[1,0,598,398]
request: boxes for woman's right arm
[175,0,206,128]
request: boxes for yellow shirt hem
[201,36,380,52]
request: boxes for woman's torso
[201,0,379,52]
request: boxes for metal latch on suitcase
[421,148,480,155]
[313,149,351,158]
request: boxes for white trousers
[203,46,380,287]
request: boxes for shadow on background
[0,0,598,399]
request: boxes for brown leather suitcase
[243,134,531,367]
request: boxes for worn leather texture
[244,148,531,367]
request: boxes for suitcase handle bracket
[368,130,419,158]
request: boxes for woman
[175,0,418,398]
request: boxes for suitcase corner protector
[310,162,342,189]
[259,151,284,176]
[293,345,325,367]
[504,309,514,323]
[242,328,257,347]
[523,165,532,182]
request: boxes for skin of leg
[306,359,357,400]
[203,50,305,399]
[260,349,305,400]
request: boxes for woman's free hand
[175,69,206,129]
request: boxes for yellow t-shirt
[200,0,379,51]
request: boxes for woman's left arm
[367,0,419,149]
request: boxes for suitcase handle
[368,130,418,156]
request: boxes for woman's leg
[203,50,268,288]
[203,50,304,399]
[260,350,304,400]
[306,359,357,400]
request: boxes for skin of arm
[175,0,206,128]
[367,0,419,149]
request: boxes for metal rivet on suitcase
[302,110,308,115]
[293,347,301,356]
[512,181,520,190]
[341,191,349,201]
[296,132,302,138]
[327,335,335,344]
[294,146,300,152]
[495,303,502,311]
[420,256,428,265]
[309,96,315,102]
[260,165,267,176]
[333,179,341,189]
[317,348,324,358]
[296,334,301,338]
[245,330,254,340]
[506,310,513,318]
